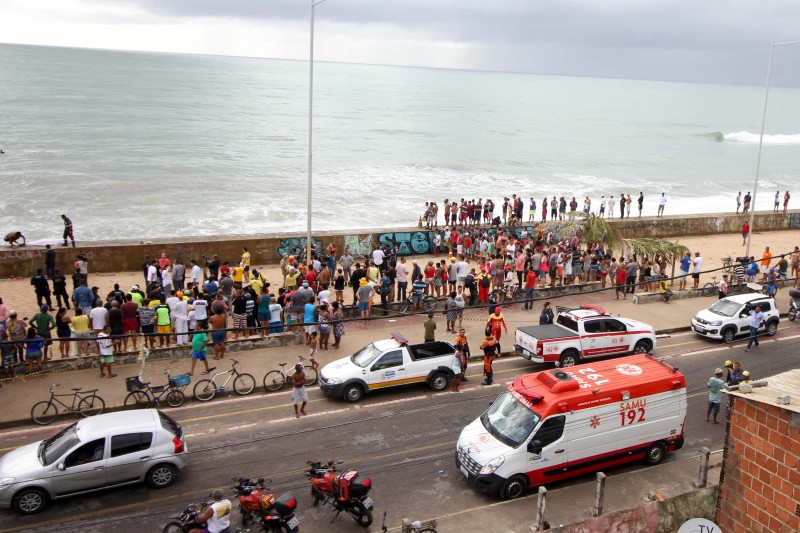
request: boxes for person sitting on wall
[3,231,25,246]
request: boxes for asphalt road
[1,323,798,533]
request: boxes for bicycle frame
[48,389,96,413]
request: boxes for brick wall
[716,395,800,533]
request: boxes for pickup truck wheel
[429,372,449,391]
[644,443,665,466]
[499,475,528,500]
[721,327,736,344]
[343,384,365,403]
[633,340,652,354]
[559,350,579,368]
[765,320,778,336]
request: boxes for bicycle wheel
[193,379,217,402]
[398,298,411,314]
[234,373,256,395]
[124,391,150,409]
[165,389,185,408]
[289,366,318,387]
[31,401,58,425]
[513,288,525,303]
[490,289,506,304]
[262,370,286,392]
[78,394,105,418]
[722,261,733,273]
[422,296,437,312]
[702,283,716,297]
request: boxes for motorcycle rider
[189,488,231,533]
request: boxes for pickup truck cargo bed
[517,325,575,341]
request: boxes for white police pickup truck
[515,306,656,367]
[319,332,457,402]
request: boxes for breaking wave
[716,131,800,144]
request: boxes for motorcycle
[305,460,374,527]
[788,289,800,321]
[230,477,300,533]
[163,498,250,533]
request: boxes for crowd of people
[421,192,664,228]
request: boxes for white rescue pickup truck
[514,306,656,367]
[319,332,457,402]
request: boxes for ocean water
[1,43,799,242]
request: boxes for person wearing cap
[706,368,726,424]
[480,330,499,385]
[30,268,52,311]
[486,306,508,350]
[723,360,734,383]
[189,488,231,533]
[31,305,56,361]
[291,362,308,418]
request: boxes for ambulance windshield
[481,391,541,448]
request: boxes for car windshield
[40,424,80,466]
[480,392,541,448]
[708,300,742,317]
[351,343,382,368]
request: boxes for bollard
[694,447,711,488]
[401,518,411,533]
[532,486,547,531]
[592,472,607,517]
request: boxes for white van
[456,354,686,499]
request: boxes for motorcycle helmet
[259,494,276,510]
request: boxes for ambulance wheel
[558,350,579,368]
[499,475,528,500]
[644,443,665,466]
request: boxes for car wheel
[499,475,528,500]
[429,372,449,391]
[633,340,652,354]
[644,443,666,466]
[721,327,736,344]
[146,463,177,488]
[765,321,778,336]
[12,487,48,515]
[343,383,364,403]
[559,350,579,367]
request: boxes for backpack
[480,275,490,288]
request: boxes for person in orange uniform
[480,332,500,385]
[486,306,508,351]
[454,328,469,382]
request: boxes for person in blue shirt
[745,305,765,352]
[678,253,691,291]
[706,368,726,424]
[71,280,94,314]
[746,258,759,283]
[25,326,44,375]
[766,268,777,297]
[303,297,317,343]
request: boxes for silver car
[0,409,189,514]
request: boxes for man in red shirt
[523,267,537,310]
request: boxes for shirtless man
[3,231,25,246]
[208,309,227,360]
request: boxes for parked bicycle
[721,256,734,273]
[125,369,192,409]
[193,359,256,402]
[702,276,720,297]
[31,384,105,425]
[398,293,437,314]
[263,355,317,392]
[493,286,524,304]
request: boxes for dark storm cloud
[107,0,800,85]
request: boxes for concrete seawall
[1,211,798,277]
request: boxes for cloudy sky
[3,0,800,86]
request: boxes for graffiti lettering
[277,237,323,258]
[790,213,800,229]
[344,234,373,257]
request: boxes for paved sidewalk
[1,284,796,427]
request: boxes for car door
[525,415,568,483]
[51,438,107,496]
[105,432,154,486]
[367,349,407,389]
[603,318,631,353]
[580,319,609,357]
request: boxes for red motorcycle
[305,460,374,527]
[231,477,300,533]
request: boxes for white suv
[691,293,780,343]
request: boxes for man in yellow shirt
[241,247,251,283]
[232,264,244,289]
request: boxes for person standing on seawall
[774,191,780,212]
[742,191,751,214]
[60,214,75,247]
[784,191,791,213]
[735,191,741,214]
[657,193,666,217]
[637,192,644,217]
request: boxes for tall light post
[307,0,328,267]
[745,39,800,258]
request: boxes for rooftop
[726,368,800,414]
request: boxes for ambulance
[455,354,686,499]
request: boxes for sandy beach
[1,228,797,322]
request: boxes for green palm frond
[622,238,690,264]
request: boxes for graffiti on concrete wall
[790,213,800,229]
[277,237,323,258]
[344,234,373,257]
[378,231,433,255]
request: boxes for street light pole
[308,0,328,267]
[745,39,800,259]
